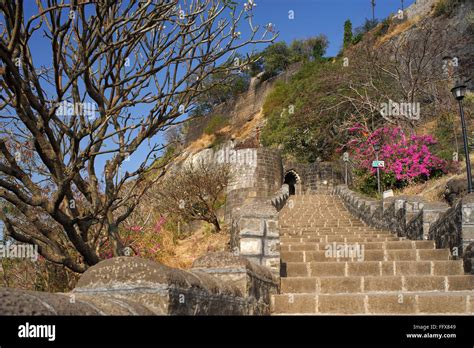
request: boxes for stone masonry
[272,193,474,314]
[0,253,278,315]
[336,185,474,274]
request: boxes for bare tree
[0,0,276,272]
[157,160,231,232]
[341,18,457,130]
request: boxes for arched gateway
[283,170,301,195]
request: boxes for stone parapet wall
[335,185,474,273]
[283,161,343,194]
[231,184,289,276]
[225,147,283,221]
[0,253,278,315]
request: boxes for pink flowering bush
[343,123,453,194]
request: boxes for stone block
[404,276,445,291]
[367,294,416,314]
[264,238,280,257]
[281,278,317,293]
[395,261,431,275]
[348,262,380,276]
[272,294,316,314]
[318,294,365,314]
[262,257,280,274]
[417,294,467,314]
[319,277,362,294]
[364,276,402,292]
[239,217,264,236]
[287,262,309,276]
[394,197,406,212]
[265,219,279,237]
[240,238,262,256]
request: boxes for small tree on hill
[157,161,231,233]
[343,20,353,48]
[261,42,292,78]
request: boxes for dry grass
[185,109,263,155]
[233,109,265,142]
[376,16,421,46]
[186,133,215,153]
[396,173,455,201]
[395,153,474,202]
[155,224,229,269]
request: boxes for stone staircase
[271,194,474,315]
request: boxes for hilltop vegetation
[260,0,472,195]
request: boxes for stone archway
[284,170,301,195]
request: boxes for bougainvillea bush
[342,123,455,195]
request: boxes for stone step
[281,240,435,251]
[282,230,393,235]
[274,193,474,316]
[282,231,389,235]
[280,224,382,229]
[284,260,465,277]
[281,232,395,238]
[280,249,450,263]
[280,223,367,228]
[280,236,401,243]
[280,275,474,294]
[271,291,474,314]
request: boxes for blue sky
[243,0,416,56]
[0,0,417,238]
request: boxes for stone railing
[335,185,474,273]
[231,184,289,277]
[270,184,290,210]
[0,252,278,315]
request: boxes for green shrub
[375,17,392,38]
[204,114,228,135]
[343,19,353,48]
[354,170,404,196]
[261,60,352,162]
[209,133,227,148]
[433,0,460,17]
[351,33,364,45]
[433,112,461,161]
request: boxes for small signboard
[383,190,394,199]
[372,160,385,168]
[343,152,349,162]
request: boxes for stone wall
[283,161,343,194]
[335,185,474,273]
[225,147,283,221]
[231,184,289,277]
[0,253,278,315]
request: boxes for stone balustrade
[335,185,474,273]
